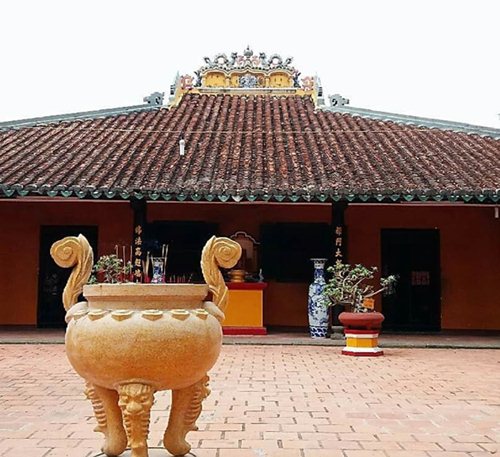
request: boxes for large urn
[67,284,221,391]
[51,235,241,457]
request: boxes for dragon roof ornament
[201,46,296,73]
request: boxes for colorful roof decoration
[0,93,499,203]
[201,46,297,73]
[169,47,320,105]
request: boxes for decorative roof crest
[143,92,164,106]
[329,94,349,107]
[201,46,296,73]
[168,48,323,105]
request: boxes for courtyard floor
[0,344,498,457]
[1,328,499,349]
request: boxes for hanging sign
[132,224,143,281]
[334,225,345,263]
[363,298,375,310]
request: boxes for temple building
[0,48,499,332]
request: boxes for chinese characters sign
[132,224,143,281]
[334,225,346,264]
[411,271,430,286]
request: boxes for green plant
[89,254,124,284]
[323,262,397,313]
[123,260,132,275]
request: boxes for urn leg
[84,381,107,434]
[163,375,210,456]
[91,384,127,456]
[118,383,154,457]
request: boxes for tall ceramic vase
[308,258,329,338]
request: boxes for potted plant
[123,260,133,282]
[323,262,396,356]
[89,254,124,284]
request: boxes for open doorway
[381,229,441,331]
[38,226,98,328]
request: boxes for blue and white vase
[308,258,329,338]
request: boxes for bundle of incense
[162,244,169,275]
[115,245,119,258]
[143,251,150,280]
[122,246,126,276]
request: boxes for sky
[1,0,499,127]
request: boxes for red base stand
[342,328,384,357]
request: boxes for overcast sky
[1,0,499,127]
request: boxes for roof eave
[322,105,500,139]
[0,104,164,131]
[1,185,498,204]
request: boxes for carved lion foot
[163,375,210,456]
[87,383,127,456]
[118,383,155,457]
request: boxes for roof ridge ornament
[201,47,295,73]
[168,48,322,106]
[143,92,164,106]
[329,94,349,107]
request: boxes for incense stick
[164,244,169,276]
[145,251,150,277]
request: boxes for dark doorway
[381,229,441,331]
[146,221,218,282]
[261,223,332,282]
[38,226,98,328]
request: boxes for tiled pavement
[0,344,498,457]
[1,328,499,349]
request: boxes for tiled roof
[325,105,500,139]
[0,94,499,202]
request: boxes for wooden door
[381,229,441,331]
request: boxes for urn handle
[200,236,242,317]
[50,234,94,311]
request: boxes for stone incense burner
[51,235,241,457]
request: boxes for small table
[223,282,267,335]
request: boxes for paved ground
[0,344,498,457]
[1,328,499,349]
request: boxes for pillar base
[330,325,345,340]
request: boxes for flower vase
[308,258,328,338]
[151,257,165,283]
